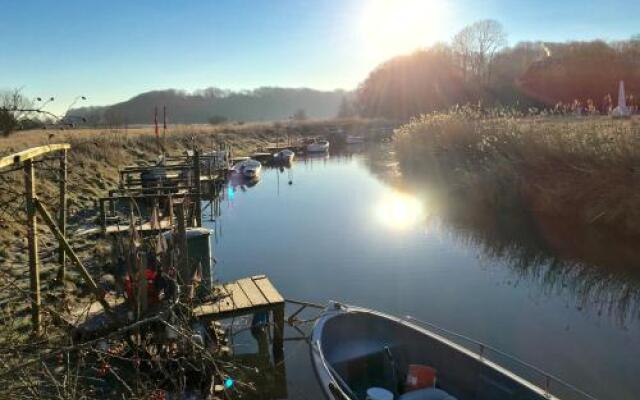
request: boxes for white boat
[274,149,295,163]
[345,135,365,144]
[232,158,262,179]
[307,140,330,153]
[312,303,593,400]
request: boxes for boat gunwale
[310,303,596,400]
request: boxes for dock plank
[216,286,235,313]
[105,219,172,234]
[224,282,253,310]
[236,277,269,306]
[193,275,284,319]
[252,276,284,304]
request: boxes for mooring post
[100,198,107,235]
[24,160,41,332]
[272,304,285,363]
[193,149,202,227]
[57,149,67,279]
[168,195,174,225]
[175,201,190,287]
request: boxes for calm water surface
[205,147,640,400]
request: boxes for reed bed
[395,108,640,234]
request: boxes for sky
[1,0,639,115]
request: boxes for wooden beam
[100,198,107,233]
[33,198,112,314]
[193,149,202,227]
[272,303,285,363]
[98,193,191,202]
[57,149,67,278]
[24,160,41,332]
[0,143,71,170]
[175,202,189,288]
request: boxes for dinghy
[232,158,262,179]
[307,139,330,153]
[274,149,295,163]
[311,304,593,400]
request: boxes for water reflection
[365,143,640,324]
[208,146,640,400]
[374,191,426,231]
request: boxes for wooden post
[100,198,107,234]
[175,202,189,287]
[57,149,67,279]
[272,304,285,363]
[193,149,202,227]
[24,160,41,332]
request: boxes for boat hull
[307,142,330,153]
[274,150,295,163]
[311,305,564,400]
[345,136,364,144]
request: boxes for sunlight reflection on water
[374,191,426,230]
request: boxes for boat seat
[398,388,457,400]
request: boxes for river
[205,144,640,400]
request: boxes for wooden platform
[194,275,284,319]
[105,218,173,234]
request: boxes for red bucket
[405,364,437,391]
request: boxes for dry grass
[395,108,640,233]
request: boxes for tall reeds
[395,107,640,233]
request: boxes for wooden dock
[194,275,285,360]
[104,218,173,234]
[194,275,284,319]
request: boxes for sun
[359,0,449,62]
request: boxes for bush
[0,109,18,137]
[208,115,228,125]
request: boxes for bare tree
[452,26,474,82]
[452,19,507,84]
[0,89,34,136]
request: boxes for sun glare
[360,0,448,62]
[375,192,425,231]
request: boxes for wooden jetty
[100,148,229,235]
[194,275,285,360]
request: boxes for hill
[70,87,350,125]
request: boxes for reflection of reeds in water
[437,201,640,325]
[364,115,640,324]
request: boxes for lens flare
[359,0,449,62]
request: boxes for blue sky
[1,0,638,114]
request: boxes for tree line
[356,20,640,120]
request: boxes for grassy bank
[395,109,640,234]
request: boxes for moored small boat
[274,149,295,163]
[307,140,330,153]
[311,304,593,400]
[232,158,262,179]
[345,135,364,144]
